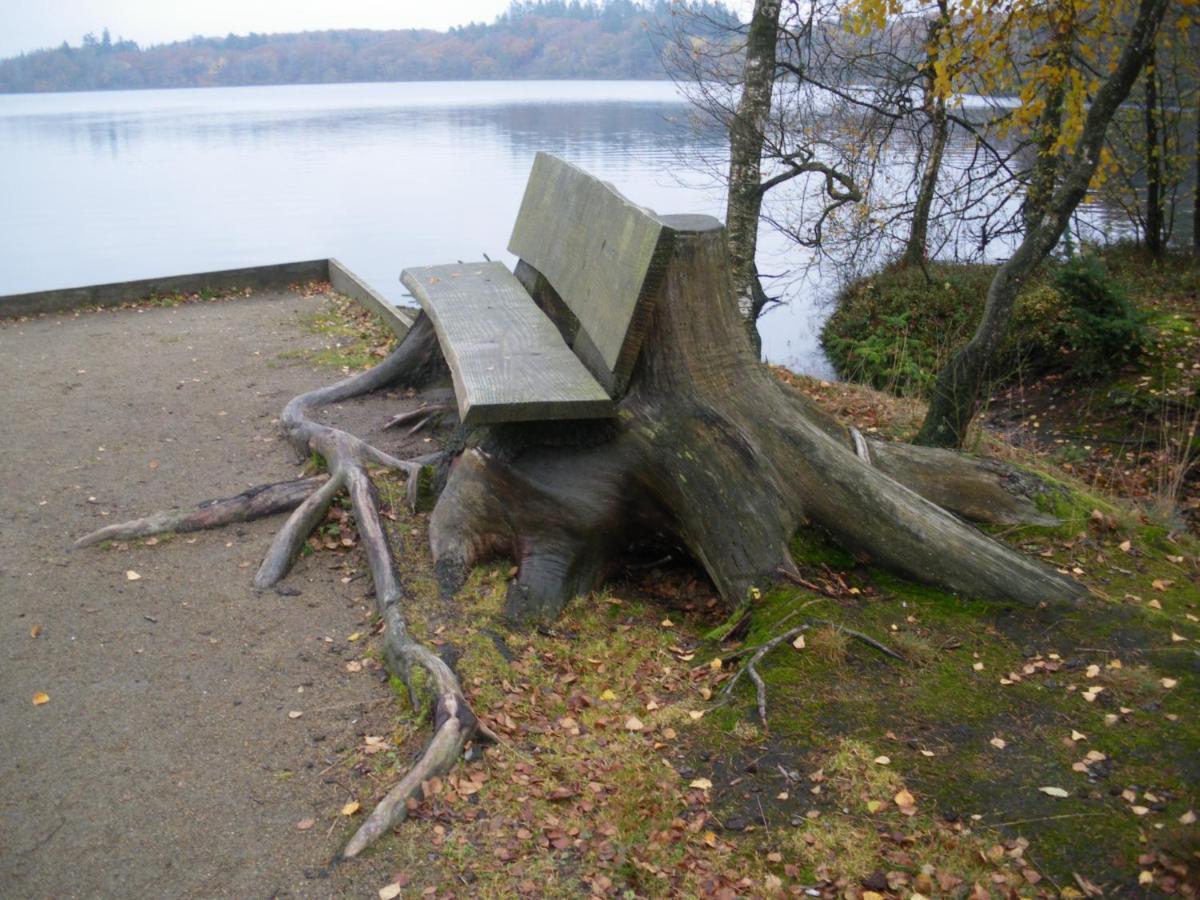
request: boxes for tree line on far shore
[0,0,740,94]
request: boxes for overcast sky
[0,0,525,58]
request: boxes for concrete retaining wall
[0,260,416,335]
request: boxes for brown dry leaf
[624,716,645,732]
[894,788,915,809]
[345,660,363,673]
[688,710,705,720]
[689,778,713,790]
[31,692,49,706]
[341,801,361,816]
[1151,579,1172,592]
[29,624,42,639]
[1148,598,1163,610]
[296,818,315,831]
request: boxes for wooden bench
[400,152,683,426]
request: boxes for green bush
[821,255,1148,397]
[1053,255,1146,378]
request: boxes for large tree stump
[430,215,1084,622]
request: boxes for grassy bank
[821,246,1199,528]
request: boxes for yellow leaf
[347,632,363,642]
[894,788,915,809]
[341,801,361,816]
[688,710,705,720]
[874,755,890,765]
[600,689,617,701]
[866,799,884,813]
[32,692,49,706]
[689,777,713,790]
[1161,678,1178,689]
[29,624,42,638]
[125,570,142,581]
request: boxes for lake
[0,80,1145,377]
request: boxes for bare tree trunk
[901,1,950,268]
[1022,9,1073,233]
[1194,92,1200,254]
[725,0,782,355]
[917,0,1170,448]
[1145,46,1164,258]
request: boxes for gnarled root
[719,619,902,726]
[73,477,327,549]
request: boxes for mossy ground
[280,281,398,372]
[299,279,1197,897]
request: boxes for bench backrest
[508,152,675,397]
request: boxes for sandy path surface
[0,296,418,898]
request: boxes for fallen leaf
[972,661,985,671]
[660,618,674,628]
[1071,730,1087,741]
[688,710,705,720]
[32,692,49,706]
[30,624,42,638]
[1138,871,1154,886]
[1130,805,1150,816]
[345,660,362,673]
[296,818,315,831]
[689,778,713,790]
[919,749,935,757]
[288,710,303,719]
[1085,664,1100,678]
[873,755,891,765]
[792,634,806,650]
[347,632,363,642]
[990,738,1007,750]
[866,799,885,813]
[1119,540,1132,553]
[894,788,915,809]
[1039,787,1069,798]
[125,570,141,581]
[379,884,402,900]
[1151,579,1172,592]
[624,716,644,732]
[1161,678,1178,689]
[599,689,617,701]
[341,801,360,816]
[1148,598,1163,610]
[1170,632,1186,643]
[1179,810,1196,825]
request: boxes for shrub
[1053,255,1146,378]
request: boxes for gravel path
[0,295,415,898]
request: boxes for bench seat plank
[401,262,615,427]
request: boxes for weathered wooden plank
[401,262,614,426]
[507,152,676,396]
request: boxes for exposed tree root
[72,477,327,549]
[720,619,902,726]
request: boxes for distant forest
[0,0,741,94]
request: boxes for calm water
[0,80,848,375]
[0,80,1147,376]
